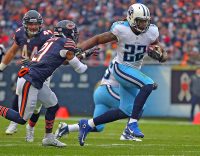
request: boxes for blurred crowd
[0,0,199,65]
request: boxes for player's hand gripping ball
[147,45,166,62]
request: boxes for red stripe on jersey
[66,39,74,43]
[64,43,76,49]
[65,41,75,44]
[64,45,76,49]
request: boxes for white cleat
[5,121,18,135]
[25,124,34,142]
[42,134,66,147]
[120,132,142,142]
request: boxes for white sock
[128,118,138,124]
[27,124,34,130]
[45,133,53,138]
[68,124,79,132]
[88,119,95,128]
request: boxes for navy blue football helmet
[22,10,43,36]
[54,20,79,43]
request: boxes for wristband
[0,63,7,71]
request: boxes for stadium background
[0,0,199,118]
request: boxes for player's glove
[83,46,100,58]
[16,58,31,66]
[75,47,100,59]
[147,45,167,62]
[21,58,31,66]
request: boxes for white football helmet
[127,3,150,33]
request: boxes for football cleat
[126,122,144,138]
[78,119,92,146]
[25,124,34,142]
[120,130,142,141]
[42,134,66,147]
[55,122,69,139]
[5,121,18,135]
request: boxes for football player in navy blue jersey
[0,10,53,141]
[0,20,97,147]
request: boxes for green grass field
[0,117,200,156]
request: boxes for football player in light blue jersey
[55,57,144,141]
[75,3,168,146]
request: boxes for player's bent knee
[17,118,27,125]
[47,104,59,113]
[142,84,157,92]
[152,83,158,90]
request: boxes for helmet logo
[66,23,75,29]
[29,19,37,22]
[128,8,134,16]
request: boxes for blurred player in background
[0,19,97,147]
[190,67,200,121]
[55,57,143,141]
[75,3,168,146]
[0,10,53,142]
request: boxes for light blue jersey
[110,21,158,117]
[110,21,159,69]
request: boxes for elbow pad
[0,63,7,71]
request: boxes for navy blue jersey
[13,27,53,58]
[24,37,77,89]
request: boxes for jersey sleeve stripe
[64,45,76,49]
[66,40,74,43]
[64,42,76,46]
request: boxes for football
[147,44,163,62]
[147,44,163,54]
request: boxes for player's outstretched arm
[66,51,87,73]
[62,47,100,65]
[0,42,19,71]
[78,32,117,51]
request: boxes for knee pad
[17,118,27,125]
